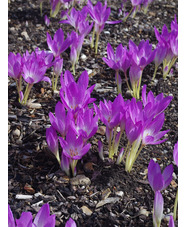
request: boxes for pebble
[16,194,33,200]
[104,31,110,35]
[172,172,177,180]
[70,175,91,186]
[13,129,20,137]
[81,206,93,216]
[81,54,87,61]
[115,191,124,198]
[21,31,30,41]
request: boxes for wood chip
[96,197,120,208]
[16,194,33,200]
[96,126,106,135]
[101,188,111,200]
[81,206,93,216]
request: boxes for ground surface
[8,0,178,226]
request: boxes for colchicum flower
[169,216,175,227]
[47,28,72,58]
[8,203,56,227]
[173,141,178,221]
[87,0,121,54]
[65,218,77,227]
[52,56,63,90]
[148,159,173,192]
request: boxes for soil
[8,0,178,226]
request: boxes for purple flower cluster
[153,15,178,79]
[9,203,77,227]
[8,48,53,104]
[103,40,155,98]
[46,70,98,176]
[94,84,172,172]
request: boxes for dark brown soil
[8,0,178,226]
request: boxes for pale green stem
[114,130,123,156]
[91,25,95,49]
[55,151,61,165]
[163,56,178,79]
[22,83,33,105]
[52,73,55,91]
[40,2,43,17]
[132,5,139,18]
[173,188,178,221]
[72,64,75,75]
[124,71,132,92]
[152,65,158,81]
[95,32,100,54]
[123,6,134,22]
[136,71,143,100]
[143,5,149,14]
[54,74,59,91]
[108,129,113,159]
[71,160,78,177]
[15,80,21,103]
[124,141,131,170]
[110,127,117,158]
[115,70,121,94]
[127,144,144,173]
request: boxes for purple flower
[94,94,124,130]
[46,126,60,163]
[173,141,178,166]
[130,0,143,6]
[33,203,56,227]
[102,43,124,71]
[44,15,50,27]
[129,64,142,95]
[98,140,104,161]
[76,108,98,141]
[49,101,74,137]
[170,31,178,57]
[8,204,15,227]
[65,218,77,227]
[59,126,91,160]
[129,39,155,70]
[148,159,173,192]
[9,203,55,227]
[169,216,175,227]
[142,113,169,145]
[153,191,164,227]
[61,152,70,176]
[50,0,61,17]
[53,56,63,77]
[60,71,96,115]
[154,43,167,68]
[8,52,22,80]
[47,28,72,58]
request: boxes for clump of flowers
[94,85,172,172]
[8,48,53,104]
[153,15,178,80]
[8,203,56,227]
[46,70,98,177]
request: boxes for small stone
[139,208,150,217]
[13,129,20,137]
[96,126,106,135]
[81,54,87,60]
[21,31,30,41]
[70,175,91,186]
[172,172,177,180]
[104,31,110,35]
[115,191,124,198]
[81,206,93,216]
[67,196,76,200]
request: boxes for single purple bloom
[102,43,124,71]
[76,108,98,141]
[44,15,50,27]
[22,57,51,85]
[148,159,173,192]
[125,116,142,144]
[47,28,72,58]
[8,204,16,227]
[169,216,175,227]
[142,84,173,119]
[59,126,91,160]
[170,31,178,57]
[98,140,104,161]
[129,64,142,89]
[49,101,74,137]
[8,52,22,80]
[15,212,33,226]
[53,56,63,76]
[65,218,77,227]
[33,203,56,227]
[61,152,70,176]
[93,94,124,130]
[142,112,169,145]
[129,39,155,70]
[173,141,178,167]
[153,191,164,227]
[130,0,143,6]
[171,15,178,34]
[46,126,59,162]
[154,43,167,68]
